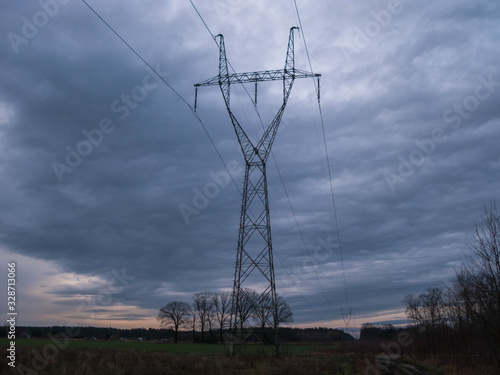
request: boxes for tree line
[0,326,174,341]
[403,201,500,370]
[157,289,293,343]
[1,325,354,344]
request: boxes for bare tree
[254,294,293,329]
[401,202,500,368]
[422,287,444,332]
[157,301,191,343]
[207,306,215,341]
[404,287,445,355]
[452,270,476,335]
[404,294,424,324]
[444,273,476,363]
[212,291,231,343]
[191,309,196,343]
[461,201,500,367]
[192,292,214,342]
[236,288,258,329]
[404,287,444,329]
[276,295,294,326]
[254,294,273,329]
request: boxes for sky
[1,0,499,335]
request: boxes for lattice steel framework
[194,27,320,355]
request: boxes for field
[0,338,477,375]
[0,338,363,375]
[0,338,333,355]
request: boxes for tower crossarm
[193,27,320,164]
[194,69,319,87]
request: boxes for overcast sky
[1,0,499,334]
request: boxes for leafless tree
[157,301,191,343]
[255,294,293,329]
[192,292,214,342]
[236,288,258,329]
[461,201,500,367]
[404,287,444,329]
[403,294,425,327]
[443,273,477,363]
[254,294,273,329]
[212,291,231,343]
[404,286,445,355]
[191,309,196,343]
[401,201,500,368]
[207,306,215,341]
[276,294,294,326]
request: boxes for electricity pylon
[194,27,320,355]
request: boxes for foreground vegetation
[401,202,500,372]
[0,338,332,355]
[0,341,359,375]
[2,338,497,374]
[2,338,482,375]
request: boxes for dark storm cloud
[1,0,499,328]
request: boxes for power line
[292,0,353,319]
[80,0,241,195]
[80,0,330,323]
[188,0,217,44]
[273,156,338,317]
[273,248,325,322]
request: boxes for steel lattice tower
[195,27,320,354]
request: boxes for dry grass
[2,341,493,375]
[413,358,498,375]
[1,345,361,375]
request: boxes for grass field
[0,338,335,355]
[2,338,473,374]
[0,338,358,375]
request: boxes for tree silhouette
[213,291,231,343]
[255,293,293,329]
[157,301,191,343]
[192,292,214,342]
[462,201,500,367]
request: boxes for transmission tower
[195,27,320,355]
